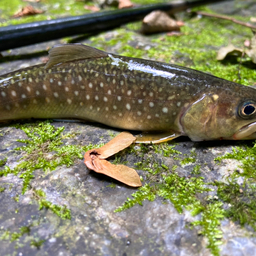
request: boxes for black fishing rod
[0,0,232,51]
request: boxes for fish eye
[239,101,256,118]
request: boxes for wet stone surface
[0,1,256,256]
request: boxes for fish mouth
[232,121,256,140]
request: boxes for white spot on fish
[90,105,93,110]
[126,103,131,110]
[84,68,87,73]
[137,111,142,116]
[11,79,15,84]
[105,107,109,111]
[147,115,151,120]
[81,86,85,89]
[54,92,59,98]
[120,80,124,86]
[95,95,99,101]
[1,91,6,97]
[100,82,104,88]
[11,91,16,97]
[173,112,176,115]
[168,95,175,100]
[113,79,116,84]
[86,95,90,100]
[117,96,122,101]
[149,102,154,107]
[78,75,82,81]
[97,107,100,111]
[28,78,32,83]
[21,94,26,99]
[155,114,159,117]
[39,71,43,75]
[43,84,47,90]
[162,107,168,113]
[177,102,181,107]
[58,81,62,86]
[149,92,154,97]
[103,97,108,102]
[74,91,79,96]
[26,86,31,92]
[65,87,69,92]
[107,90,111,95]
[18,82,22,87]
[127,90,132,96]
[35,78,39,83]
[67,99,72,104]
[138,99,143,104]
[50,78,53,83]
[46,97,50,103]
[113,105,117,110]
[212,94,219,101]
[36,90,40,95]
[71,80,75,85]
[118,113,122,117]
[89,82,93,88]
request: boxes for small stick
[191,11,256,30]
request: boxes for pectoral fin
[135,131,181,144]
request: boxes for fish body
[1,44,256,142]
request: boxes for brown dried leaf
[216,44,243,60]
[13,5,44,17]
[84,5,100,12]
[118,0,134,9]
[84,132,141,187]
[97,132,136,159]
[141,11,182,34]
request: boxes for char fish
[1,44,256,143]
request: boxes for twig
[191,11,256,30]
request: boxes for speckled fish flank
[1,44,256,143]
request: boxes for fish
[0,0,231,52]
[0,43,256,143]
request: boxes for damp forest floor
[1,1,256,256]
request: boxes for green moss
[152,143,182,157]
[34,189,71,220]
[192,201,225,255]
[0,121,99,194]
[0,186,5,192]
[0,225,30,242]
[115,146,224,256]
[30,238,45,249]
[191,165,201,175]
[0,158,7,167]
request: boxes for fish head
[180,87,256,141]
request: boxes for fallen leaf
[97,132,136,159]
[13,5,44,17]
[141,11,183,34]
[84,132,141,187]
[84,5,100,12]
[118,0,134,9]
[216,44,243,60]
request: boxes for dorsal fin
[45,44,108,69]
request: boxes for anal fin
[135,131,181,144]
